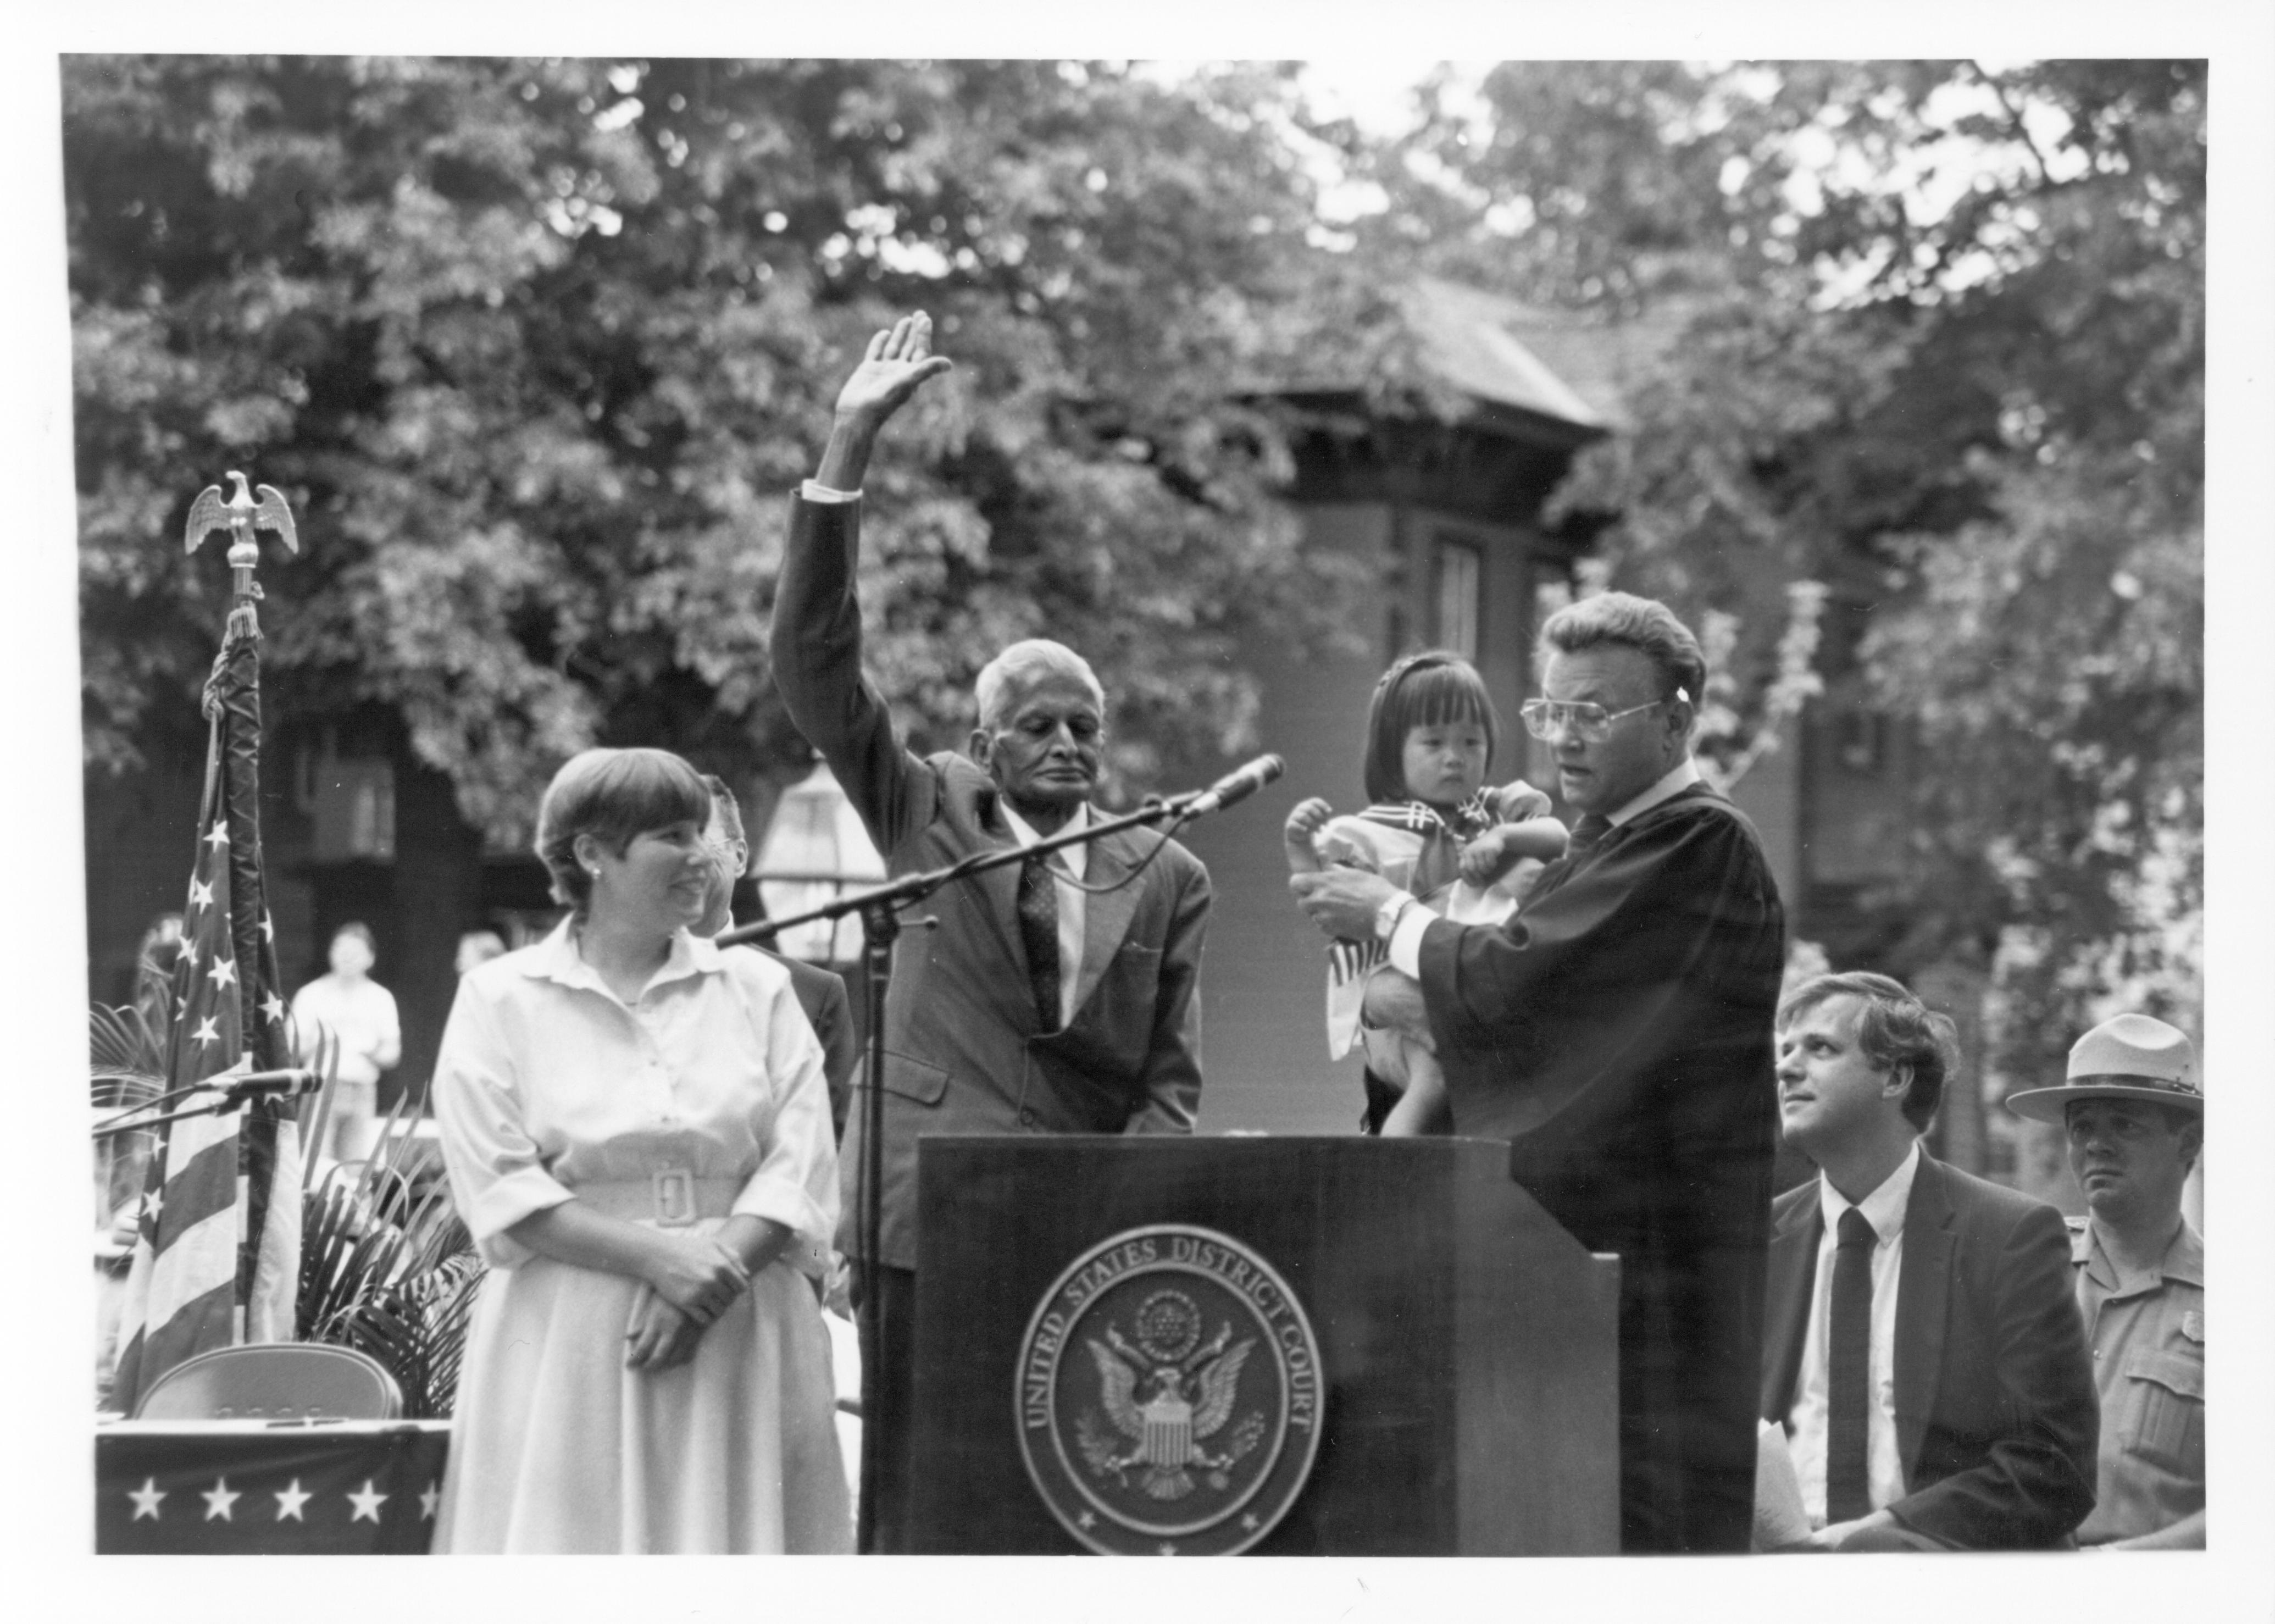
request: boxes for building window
[306,758,396,862]
[1433,539,1481,659]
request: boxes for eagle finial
[185,471,299,561]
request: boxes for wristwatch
[1374,891,1417,942]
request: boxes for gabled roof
[1396,276,1610,432]
[1262,275,1687,445]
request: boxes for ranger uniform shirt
[2071,1216,2205,1545]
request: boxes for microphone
[214,1067,323,1101]
[1181,754,1285,817]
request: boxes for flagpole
[105,476,308,1410]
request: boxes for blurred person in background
[291,922,401,1164]
[454,929,508,976]
[697,774,859,1139]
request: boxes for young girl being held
[1283,652,1568,1136]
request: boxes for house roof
[1396,276,1611,432]
[1262,275,1689,442]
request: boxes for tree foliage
[68,57,1364,841]
[1381,60,2204,1087]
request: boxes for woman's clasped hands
[624,1232,752,1372]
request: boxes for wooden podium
[908,1136,1620,1555]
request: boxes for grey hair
[1537,591,1706,707]
[974,640,1105,728]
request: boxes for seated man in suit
[1763,971,2098,1550]
[2009,1014,2205,1550]
[696,774,860,1138]
[768,311,1212,1551]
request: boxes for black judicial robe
[1414,782,1784,1554]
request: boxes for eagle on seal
[1078,1322,1266,1501]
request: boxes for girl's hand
[1490,780,1553,823]
[1460,827,1519,886]
[1283,797,1335,871]
[643,1232,752,1324]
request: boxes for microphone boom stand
[718,793,1198,1553]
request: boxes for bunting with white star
[96,1422,448,1553]
[108,602,303,1413]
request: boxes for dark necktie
[1826,1206,1878,1524]
[1567,812,1613,853]
[1017,852,1062,1032]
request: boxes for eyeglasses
[1519,688,1690,744]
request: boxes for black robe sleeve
[1416,789,1784,1200]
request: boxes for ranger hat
[2006,1013,2201,1125]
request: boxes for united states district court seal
[1015,1223,1324,1555]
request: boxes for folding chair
[131,1343,404,1422]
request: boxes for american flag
[108,611,303,1413]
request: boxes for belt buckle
[652,1167,696,1227]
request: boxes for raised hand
[1282,796,1336,873]
[833,311,954,427]
[814,312,955,491]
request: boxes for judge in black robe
[1295,596,1784,1554]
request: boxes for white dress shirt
[1001,802,1089,1030]
[1385,756,1703,976]
[1789,1140,1921,1526]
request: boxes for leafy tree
[1381,60,2203,1132]
[69,56,1365,844]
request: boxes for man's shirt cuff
[800,479,861,503]
[1388,901,1437,979]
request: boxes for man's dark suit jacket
[749,944,857,1139]
[1760,1151,2100,1549]
[770,494,1211,1273]
[1414,781,1784,1553]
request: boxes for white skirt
[436,1245,851,1554]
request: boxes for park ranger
[2008,1014,2205,1549]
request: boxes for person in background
[291,922,401,1164]
[697,774,861,1139]
[430,746,848,1553]
[1762,972,2098,1550]
[125,911,184,1030]
[454,930,508,976]
[2008,1013,2205,1550]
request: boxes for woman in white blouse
[431,747,851,1553]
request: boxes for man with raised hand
[769,312,1212,1552]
